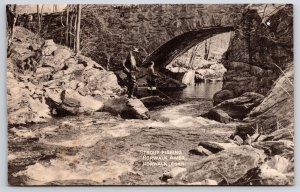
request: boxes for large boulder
[45,89,104,115]
[45,64,123,100]
[140,96,171,108]
[234,155,293,185]
[71,69,123,99]
[45,88,62,107]
[40,53,74,71]
[201,109,233,124]
[7,72,51,124]
[35,67,54,81]
[213,89,234,106]
[229,64,294,153]
[62,89,104,114]
[245,64,294,134]
[252,140,294,159]
[263,127,294,142]
[102,97,150,119]
[202,92,264,122]
[82,69,119,90]
[258,158,293,185]
[231,122,257,140]
[170,146,266,185]
[53,47,72,63]
[41,39,57,56]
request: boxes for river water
[164,81,223,100]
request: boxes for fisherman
[146,61,158,95]
[123,47,141,98]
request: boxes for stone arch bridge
[17,4,245,70]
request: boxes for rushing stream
[8,80,235,185]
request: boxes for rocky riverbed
[9,100,237,185]
[8,96,294,185]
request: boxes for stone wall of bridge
[17,4,244,70]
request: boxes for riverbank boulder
[263,127,294,142]
[229,64,294,144]
[102,97,150,119]
[45,89,104,115]
[231,122,257,140]
[213,89,235,105]
[221,63,295,181]
[234,155,293,185]
[201,109,233,124]
[170,146,266,185]
[201,92,264,123]
[7,71,51,124]
[252,140,294,159]
[245,64,294,134]
[41,39,57,56]
[140,96,171,108]
[61,89,104,114]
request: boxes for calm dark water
[164,81,223,100]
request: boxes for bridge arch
[143,26,235,68]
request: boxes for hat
[133,47,139,52]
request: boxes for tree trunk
[69,14,74,48]
[6,4,17,50]
[37,4,43,35]
[106,54,111,71]
[40,5,44,33]
[189,44,198,69]
[204,39,212,60]
[75,4,81,54]
[73,13,77,51]
[204,40,209,60]
[65,7,69,46]
[37,5,40,33]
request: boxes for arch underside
[143,26,234,69]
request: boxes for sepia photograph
[6,3,294,186]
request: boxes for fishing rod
[155,88,179,103]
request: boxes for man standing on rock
[123,47,141,98]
